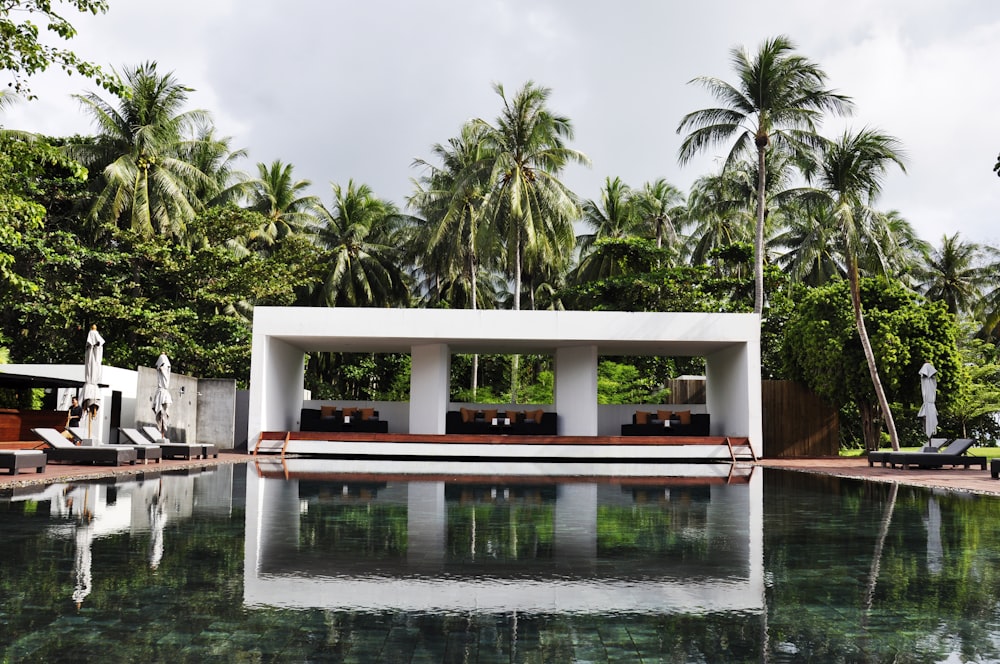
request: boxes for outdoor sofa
[868,438,984,470]
[0,449,46,475]
[300,407,389,433]
[620,410,710,437]
[445,408,557,435]
[32,427,137,466]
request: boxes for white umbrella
[918,362,938,439]
[152,353,172,440]
[81,325,105,438]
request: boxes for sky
[6,0,1000,248]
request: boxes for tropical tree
[677,35,854,314]
[474,81,589,312]
[312,180,410,308]
[0,0,119,98]
[802,128,908,449]
[916,233,995,317]
[683,169,754,268]
[634,178,686,253]
[244,160,320,249]
[473,81,588,400]
[69,61,213,239]
[409,121,498,310]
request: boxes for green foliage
[783,277,966,447]
[0,0,120,98]
[597,360,669,404]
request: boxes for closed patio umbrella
[81,325,105,439]
[152,353,172,440]
[918,362,938,439]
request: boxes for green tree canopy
[0,0,119,98]
[783,277,964,450]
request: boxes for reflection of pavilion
[244,459,764,614]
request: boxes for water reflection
[4,462,1000,662]
[244,459,763,615]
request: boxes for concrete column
[409,343,450,434]
[705,342,762,458]
[248,335,304,443]
[554,345,598,436]
[407,481,445,570]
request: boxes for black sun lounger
[870,438,984,470]
[869,438,950,467]
[33,428,137,466]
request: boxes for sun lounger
[870,438,984,470]
[869,438,951,467]
[32,428,137,466]
[0,450,46,475]
[130,427,218,460]
[67,426,162,464]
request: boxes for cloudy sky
[7,0,1000,248]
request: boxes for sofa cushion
[656,409,673,422]
[483,409,498,422]
[460,407,476,423]
[320,405,337,418]
[341,407,357,419]
[524,409,544,424]
[360,407,375,420]
[676,410,692,425]
[635,411,653,425]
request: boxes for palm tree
[684,170,755,267]
[69,61,213,239]
[576,176,638,252]
[474,81,589,401]
[474,81,590,312]
[917,233,994,317]
[245,160,320,249]
[677,35,853,314]
[312,180,409,307]
[805,128,907,450]
[634,178,686,252]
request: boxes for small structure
[249,307,762,459]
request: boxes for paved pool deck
[2,452,999,496]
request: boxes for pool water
[2,462,1000,662]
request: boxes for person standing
[67,396,83,428]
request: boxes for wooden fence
[762,380,839,457]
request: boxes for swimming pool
[2,461,999,662]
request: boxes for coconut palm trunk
[848,258,900,451]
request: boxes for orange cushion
[635,411,652,425]
[460,407,475,423]
[505,410,520,423]
[656,410,673,422]
[483,409,498,421]
[527,409,545,423]
[341,407,357,418]
[360,407,375,420]
[320,405,337,418]
[676,410,692,425]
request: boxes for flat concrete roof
[253,308,759,356]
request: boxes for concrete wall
[136,366,198,444]
[197,378,236,448]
